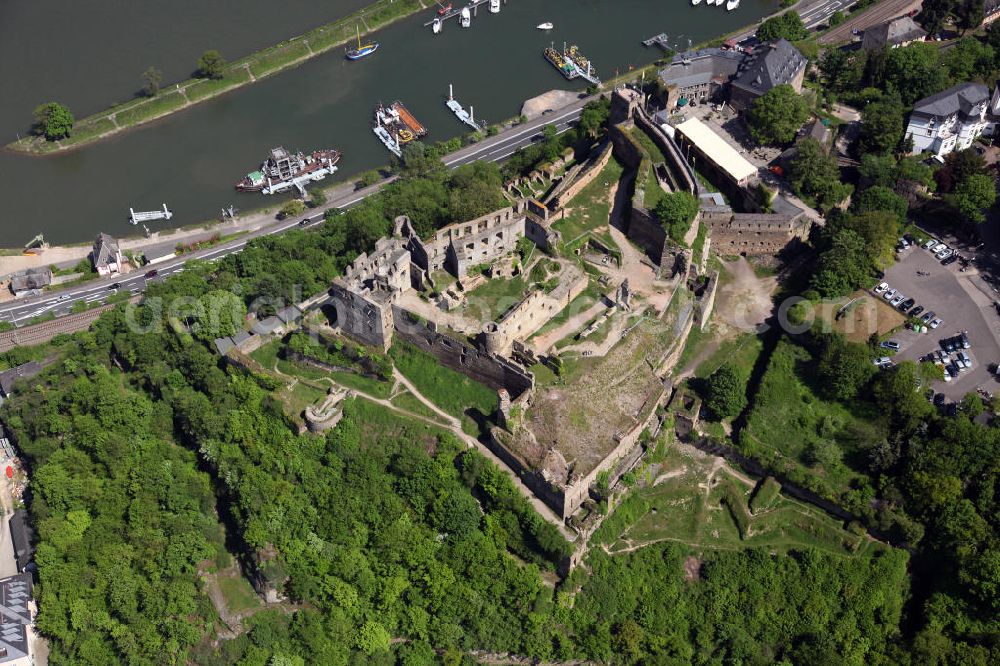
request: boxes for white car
[56,294,71,301]
[890,294,905,306]
[883,288,898,301]
[958,351,972,369]
[936,247,953,260]
[929,318,943,329]
[874,282,889,294]
[930,241,947,252]
[924,238,938,250]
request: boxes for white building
[92,232,123,276]
[905,83,1000,158]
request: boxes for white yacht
[489,0,500,13]
[537,21,554,30]
[727,0,740,9]
[460,7,471,28]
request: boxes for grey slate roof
[276,304,303,324]
[251,316,283,336]
[731,39,807,96]
[214,337,235,356]
[658,48,744,90]
[92,232,120,269]
[0,362,43,398]
[0,573,32,664]
[8,511,34,574]
[911,82,991,120]
[230,330,254,347]
[862,16,926,50]
[8,268,51,295]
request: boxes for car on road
[881,340,901,350]
[299,218,310,226]
[144,269,158,279]
[899,298,915,311]
[874,282,889,294]
[57,294,71,301]
[883,288,898,301]
[930,317,943,329]
[910,305,925,317]
[108,282,121,291]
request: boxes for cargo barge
[373,101,427,157]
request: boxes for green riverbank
[6,0,424,155]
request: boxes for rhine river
[0,0,774,245]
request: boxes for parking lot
[880,243,1000,401]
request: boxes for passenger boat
[346,25,379,60]
[235,147,341,193]
[537,21,554,30]
[460,7,471,28]
[489,0,500,13]
[433,18,443,34]
[726,0,740,9]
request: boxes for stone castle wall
[701,208,808,256]
[392,306,535,399]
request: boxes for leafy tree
[788,138,853,211]
[757,12,809,42]
[279,199,306,219]
[817,333,876,401]
[858,153,899,189]
[193,289,246,340]
[32,102,74,140]
[810,229,872,297]
[859,96,905,155]
[819,48,867,95]
[654,190,700,243]
[829,10,846,27]
[704,364,748,420]
[357,170,382,188]
[196,49,226,79]
[879,43,949,105]
[141,66,162,97]
[852,186,908,226]
[950,173,996,222]
[943,37,994,81]
[309,188,327,207]
[747,84,810,145]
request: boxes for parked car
[942,254,959,266]
[937,248,954,260]
[874,356,892,367]
[883,288,898,301]
[930,317,943,329]
[944,365,955,381]
[958,351,972,368]
[921,311,935,323]
[933,393,946,406]
[954,355,967,370]
[899,298,915,311]
[910,305,925,317]
[874,282,889,294]
[942,337,957,352]
[924,238,939,250]
[890,294,905,306]
[881,340,901,350]
[898,238,910,249]
[960,331,970,349]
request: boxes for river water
[0,0,773,245]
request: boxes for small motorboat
[437,2,452,16]
[537,21,554,30]
[460,7,471,28]
[692,0,702,4]
[726,0,740,8]
[432,17,443,34]
[489,0,500,13]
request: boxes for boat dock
[642,33,670,49]
[129,204,173,225]
[262,165,338,196]
[423,0,506,27]
[446,84,483,131]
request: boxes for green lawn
[113,91,187,127]
[218,575,262,615]
[594,446,874,558]
[389,390,441,421]
[464,274,528,322]
[694,332,765,380]
[185,70,251,102]
[740,338,885,502]
[551,158,624,247]
[390,341,497,421]
[248,41,311,78]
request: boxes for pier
[642,33,670,48]
[446,84,483,131]
[129,204,173,225]
[423,0,506,28]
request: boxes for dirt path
[530,298,608,353]
[713,258,776,331]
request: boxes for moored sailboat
[346,25,379,60]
